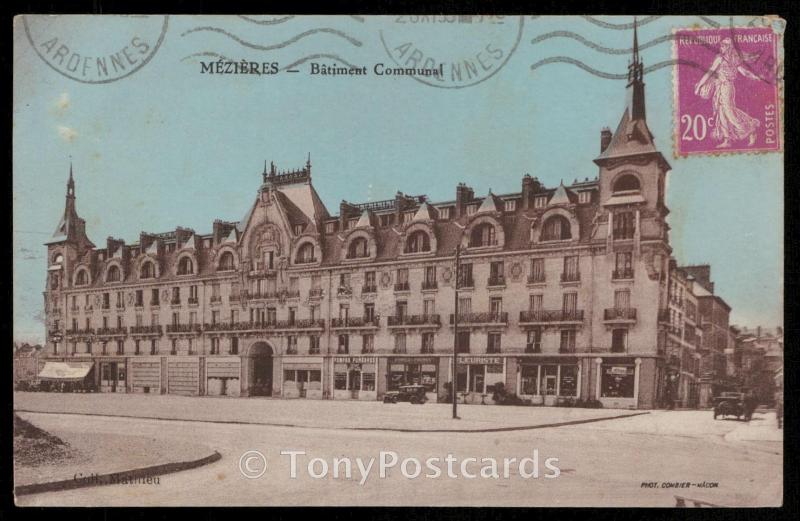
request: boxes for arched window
[140,261,156,279]
[405,230,431,253]
[470,223,497,247]
[218,251,235,271]
[177,256,194,275]
[53,253,64,264]
[347,237,369,259]
[613,174,641,193]
[295,243,316,264]
[75,269,88,286]
[541,215,572,241]
[106,265,121,282]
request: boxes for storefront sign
[333,356,377,364]
[390,357,437,365]
[607,366,634,375]
[459,356,502,365]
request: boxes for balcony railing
[188,297,199,305]
[519,310,584,323]
[560,272,581,283]
[527,274,546,284]
[309,288,324,299]
[115,303,126,310]
[525,343,542,353]
[210,295,222,304]
[130,325,163,335]
[422,280,438,291]
[228,294,241,302]
[166,323,202,334]
[392,346,407,354]
[331,316,380,328]
[421,345,435,354]
[456,277,475,289]
[394,282,410,292]
[612,268,634,280]
[387,314,441,327]
[486,344,502,354]
[83,304,94,311]
[603,308,638,321]
[487,276,506,287]
[170,298,181,305]
[361,285,377,295]
[559,345,576,354]
[449,312,508,325]
[67,328,95,336]
[96,326,128,336]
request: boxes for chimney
[455,183,474,218]
[756,326,762,339]
[600,127,613,152]
[522,174,543,209]
[394,191,405,222]
[213,220,225,245]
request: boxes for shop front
[386,356,439,403]
[333,356,377,401]
[282,356,324,399]
[99,358,127,393]
[455,356,505,405]
[516,358,580,406]
[595,357,640,409]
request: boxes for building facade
[43,35,687,409]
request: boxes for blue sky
[13,15,783,342]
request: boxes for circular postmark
[23,15,169,84]
[378,15,524,89]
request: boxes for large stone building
[43,33,695,409]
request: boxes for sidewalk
[724,412,783,443]
[15,391,642,432]
[14,411,219,490]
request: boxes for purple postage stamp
[673,26,781,156]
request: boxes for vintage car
[383,384,428,404]
[712,392,748,420]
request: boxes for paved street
[14,394,782,507]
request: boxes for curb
[14,408,648,434]
[15,450,221,496]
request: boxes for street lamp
[452,245,461,420]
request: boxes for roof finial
[270,161,276,176]
[67,160,75,196]
[306,152,312,172]
[632,16,639,65]
[263,160,267,175]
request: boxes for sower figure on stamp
[694,37,764,148]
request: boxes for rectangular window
[364,271,376,289]
[487,332,502,353]
[423,266,437,289]
[534,196,548,208]
[135,314,143,327]
[364,303,375,321]
[103,293,110,309]
[504,199,517,212]
[172,287,180,304]
[210,337,220,355]
[396,268,409,291]
[611,329,628,352]
[466,204,478,215]
[438,207,451,219]
[526,329,542,352]
[578,191,592,204]
[266,308,276,324]
[529,258,545,283]
[458,297,472,315]
[172,312,179,326]
[189,311,197,325]
[529,294,543,313]
[614,252,634,279]
[423,299,435,316]
[613,211,636,240]
[560,329,576,352]
[211,310,220,324]
[339,273,351,288]
[562,256,580,282]
[287,336,298,354]
[338,334,349,354]
[230,337,239,355]
[309,335,320,354]
[135,290,143,307]
[151,313,159,326]
[395,301,407,318]
[456,331,470,353]
[325,222,336,234]
[458,263,473,288]
[394,333,407,354]
[489,261,505,286]
[339,304,349,320]
[601,365,635,398]
[490,297,503,316]
[421,332,434,353]
[614,289,631,310]
[362,334,374,353]
[151,288,160,306]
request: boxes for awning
[38,362,93,381]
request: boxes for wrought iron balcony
[210,295,222,304]
[361,285,377,295]
[525,343,542,353]
[603,308,638,321]
[170,298,181,305]
[519,309,584,323]
[487,275,506,287]
[67,327,95,336]
[612,268,634,280]
[422,280,438,291]
[392,346,407,354]
[560,272,581,283]
[486,344,502,354]
[331,316,380,328]
[309,288,324,299]
[527,273,546,284]
[394,282,410,292]
[166,323,202,334]
[130,325,163,335]
[449,312,508,325]
[96,326,128,336]
[387,314,441,327]
[188,297,199,305]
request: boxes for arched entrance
[248,342,274,396]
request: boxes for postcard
[12,14,784,507]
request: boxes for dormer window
[405,230,430,253]
[75,269,89,286]
[541,215,571,241]
[534,196,548,209]
[438,207,451,219]
[140,260,156,279]
[402,212,414,224]
[293,224,304,235]
[296,243,316,264]
[469,222,496,247]
[504,200,517,212]
[466,204,478,216]
[325,222,336,234]
[218,251,235,271]
[578,191,592,204]
[177,256,194,275]
[613,174,641,193]
[347,237,369,259]
[106,265,121,283]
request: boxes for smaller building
[13,343,42,385]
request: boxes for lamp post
[452,245,461,419]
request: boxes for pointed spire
[632,16,639,65]
[626,16,646,120]
[306,152,311,171]
[67,162,75,198]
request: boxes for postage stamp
[673,26,781,156]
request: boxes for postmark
[673,26,781,156]
[378,15,524,89]
[23,15,169,84]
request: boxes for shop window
[559,365,578,396]
[521,365,539,395]
[601,365,635,398]
[542,365,558,395]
